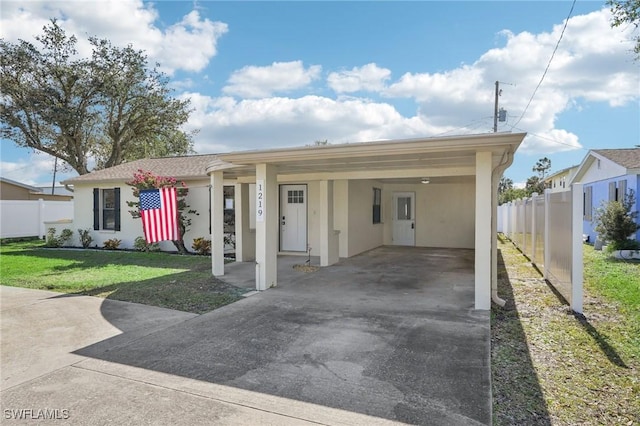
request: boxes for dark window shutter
[114,188,121,231]
[93,188,100,230]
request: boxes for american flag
[139,187,179,243]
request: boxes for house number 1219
[256,180,264,222]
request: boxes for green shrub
[103,239,121,250]
[134,236,160,252]
[192,237,211,255]
[78,229,93,248]
[45,228,73,247]
[594,190,640,250]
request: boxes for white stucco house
[59,132,526,310]
[60,155,221,252]
[570,148,640,244]
[207,132,526,310]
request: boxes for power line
[510,125,587,151]
[512,0,577,129]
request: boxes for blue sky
[1,1,638,186]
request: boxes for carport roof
[206,132,527,180]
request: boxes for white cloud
[328,63,392,93]
[1,152,76,186]
[222,61,321,98]
[182,94,435,153]
[381,8,639,155]
[0,1,227,75]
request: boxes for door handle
[411,223,415,229]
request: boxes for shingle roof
[61,155,219,184]
[593,148,640,170]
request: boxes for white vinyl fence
[498,184,583,313]
[0,199,73,239]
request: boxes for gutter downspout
[491,149,512,307]
[64,184,74,193]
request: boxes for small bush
[134,236,160,252]
[594,190,640,250]
[103,239,121,250]
[192,237,211,255]
[45,228,73,247]
[45,228,59,247]
[78,229,93,248]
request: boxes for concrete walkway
[1,247,490,425]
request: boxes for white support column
[255,164,278,290]
[234,183,255,262]
[319,180,338,267]
[211,170,225,276]
[571,183,584,314]
[475,151,493,310]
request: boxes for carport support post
[255,163,278,290]
[319,180,338,266]
[475,151,492,310]
[234,183,255,262]
[211,170,225,276]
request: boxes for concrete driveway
[1,247,490,425]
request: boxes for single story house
[207,132,526,310]
[1,177,73,201]
[59,132,525,310]
[571,148,640,244]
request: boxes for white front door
[280,184,307,251]
[392,192,415,246]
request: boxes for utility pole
[51,157,58,195]
[493,81,500,133]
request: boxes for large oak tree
[1,20,193,175]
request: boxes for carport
[207,132,526,310]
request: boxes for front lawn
[492,235,639,425]
[0,239,247,314]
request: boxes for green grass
[492,235,639,425]
[0,239,247,314]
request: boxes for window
[609,182,617,201]
[618,179,627,201]
[93,188,121,231]
[373,188,381,224]
[583,186,593,221]
[287,190,304,204]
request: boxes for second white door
[280,184,307,251]
[392,192,415,246]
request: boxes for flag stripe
[139,187,179,244]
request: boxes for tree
[499,187,528,205]
[594,190,640,250]
[1,20,193,176]
[525,175,546,196]
[126,169,199,254]
[532,157,552,180]
[608,0,640,59]
[498,176,513,195]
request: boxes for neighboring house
[207,132,526,310]
[543,165,579,193]
[1,177,73,201]
[60,155,222,252]
[35,185,75,198]
[571,148,640,244]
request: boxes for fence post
[531,193,538,264]
[38,199,45,239]
[543,189,550,280]
[571,183,584,314]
